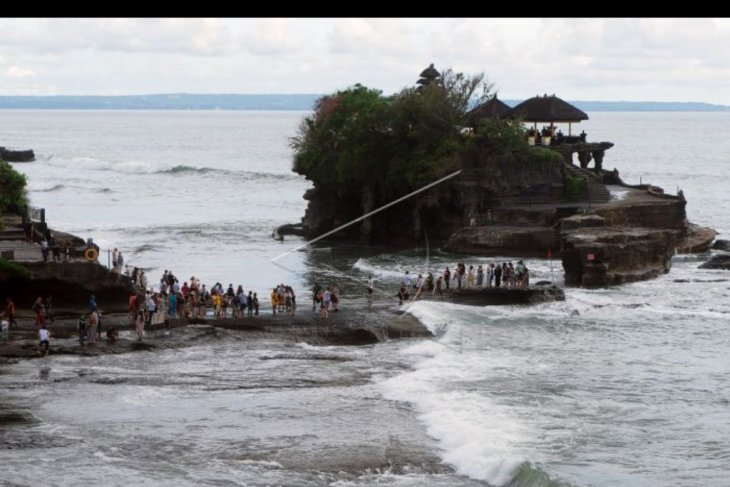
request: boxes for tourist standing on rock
[112,248,118,271]
[50,236,61,262]
[476,266,484,288]
[253,293,259,316]
[77,315,86,346]
[22,218,32,243]
[402,271,411,289]
[87,307,99,345]
[434,275,443,299]
[135,310,144,341]
[145,292,156,326]
[494,263,503,288]
[487,263,495,287]
[32,297,44,328]
[44,295,54,323]
[330,285,339,312]
[38,323,50,357]
[116,251,124,272]
[466,266,475,288]
[5,298,16,328]
[320,288,330,319]
[168,291,177,319]
[40,238,49,263]
[246,291,254,318]
[312,283,322,312]
[443,267,451,290]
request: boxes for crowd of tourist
[397,260,531,304]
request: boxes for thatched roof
[466,95,511,126]
[419,63,440,79]
[507,94,588,122]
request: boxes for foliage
[564,173,587,201]
[474,118,530,154]
[0,160,28,214]
[0,258,30,280]
[291,68,510,196]
[530,147,565,165]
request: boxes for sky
[1,18,729,104]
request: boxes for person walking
[38,324,50,357]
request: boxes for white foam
[379,303,528,485]
[353,258,405,279]
[44,154,176,174]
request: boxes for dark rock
[699,254,730,270]
[676,224,717,254]
[560,214,607,232]
[593,199,687,231]
[561,226,679,288]
[0,147,35,162]
[443,225,557,257]
[276,223,306,237]
[0,262,135,312]
[711,239,730,252]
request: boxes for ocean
[1,110,729,487]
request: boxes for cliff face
[0,262,135,312]
[298,148,565,245]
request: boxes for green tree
[0,160,28,214]
[291,67,510,196]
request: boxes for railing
[26,205,45,223]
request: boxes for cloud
[0,19,728,103]
[6,65,35,78]
[0,18,233,56]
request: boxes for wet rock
[443,225,557,257]
[561,226,679,288]
[0,147,35,162]
[711,239,730,252]
[699,254,730,270]
[676,224,718,254]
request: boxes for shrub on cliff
[0,258,30,280]
[291,69,504,194]
[0,160,28,214]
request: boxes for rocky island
[281,64,715,288]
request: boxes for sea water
[1,110,729,487]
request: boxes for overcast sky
[1,18,728,104]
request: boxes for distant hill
[0,94,727,112]
[0,94,321,110]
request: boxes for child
[39,324,50,357]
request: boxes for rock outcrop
[0,147,35,162]
[561,226,679,287]
[711,239,730,252]
[0,262,135,312]
[444,225,557,256]
[698,254,730,270]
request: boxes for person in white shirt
[39,324,50,356]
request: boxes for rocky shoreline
[0,299,433,363]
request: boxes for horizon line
[0,93,726,107]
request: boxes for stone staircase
[563,163,610,203]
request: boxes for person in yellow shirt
[212,293,222,319]
[270,289,278,315]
